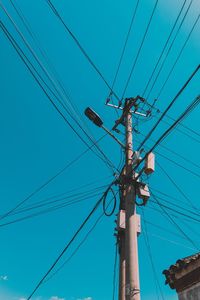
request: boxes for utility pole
[85,97,154,300]
[124,100,140,300]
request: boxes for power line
[137,68,200,150]
[165,113,200,138]
[157,160,200,212]
[135,134,200,179]
[9,0,101,150]
[44,208,105,283]
[0,4,117,174]
[141,209,165,300]
[142,0,188,97]
[139,132,200,170]
[111,0,140,93]
[151,193,199,250]
[146,0,194,99]
[149,232,196,251]
[145,202,200,225]
[150,186,193,207]
[156,114,200,144]
[155,150,200,179]
[46,0,120,101]
[143,218,189,241]
[150,193,200,219]
[0,95,106,223]
[134,95,200,181]
[43,190,119,284]
[1,19,118,176]
[156,12,200,99]
[3,185,108,219]
[121,0,159,99]
[0,192,104,228]
[26,185,114,299]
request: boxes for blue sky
[0,0,200,299]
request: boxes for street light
[84,107,125,149]
[84,107,103,127]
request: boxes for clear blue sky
[0,0,200,299]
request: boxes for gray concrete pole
[125,107,140,300]
[119,232,126,300]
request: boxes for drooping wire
[121,0,159,99]
[137,67,200,151]
[133,95,200,183]
[135,134,200,180]
[26,184,115,299]
[1,184,108,220]
[155,151,200,180]
[150,193,200,219]
[156,161,200,212]
[141,209,165,300]
[103,187,117,217]
[146,201,200,225]
[111,0,140,94]
[46,0,121,101]
[165,113,200,139]
[151,193,199,250]
[142,0,188,97]
[138,132,200,170]
[156,12,200,99]
[0,120,106,221]
[43,190,119,284]
[155,114,200,144]
[9,0,98,144]
[146,0,195,100]
[44,209,104,283]
[0,4,118,175]
[0,192,104,228]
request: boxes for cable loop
[103,187,117,217]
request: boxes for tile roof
[163,252,200,289]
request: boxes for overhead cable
[156,12,200,99]
[146,0,195,99]
[46,0,120,101]
[0,4,117,174]
[151,193,199,250]
[121,0,159,99]
[137,66,200,150]
[26,185,115,299]
[111,0,140,92]
[142,0,188,97]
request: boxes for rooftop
[163,252,200,291]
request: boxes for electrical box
[117,210,125,230]
[138,184,150,203]
[144,152,155,175]
[117,211,141,235]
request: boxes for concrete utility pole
[85,97,154,300]
[124,102,140,300]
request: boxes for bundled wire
[151,193,199,250]
[146,0,195,100]
[0,3,118,175]
[46,0,120,101]
[26,184,116,299]
[156,12,200,99]
[121,0,159,99]
[137,66,200,151]
[103,187,117,217]
[142,0,188,97]
[44,190,119,284]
